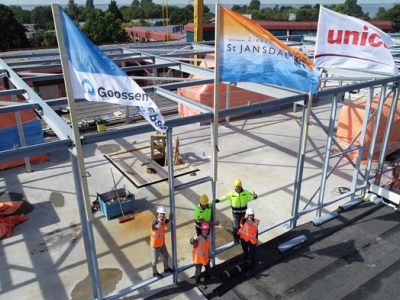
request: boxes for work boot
[164,267,174,273]
[153,272,163,279]
[196,277,206,290]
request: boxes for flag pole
[52,4,102,299]
[52,4,93,222]
[210,3,221,268]
[213,3,220,182]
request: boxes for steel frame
[1,42,399,299]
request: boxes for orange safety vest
[237,219,259,245]
[192,235,210,266]
[150,217,165,248]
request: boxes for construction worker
[190,222,214,287]
[194,194,220,235]
[150,205,174,279]
[238,208,259,276]
[216,179,257,244]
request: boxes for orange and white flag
[219,7,320,93]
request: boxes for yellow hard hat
[234,179,242,187]
[200,194,209,205]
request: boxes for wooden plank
[109,145,151,157]
[105,143,198,188]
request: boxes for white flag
[315,6,398,75]
[58,6,167,132]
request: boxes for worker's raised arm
[216,191,232,203]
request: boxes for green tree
[30,6,53,30]
[249,0,260,11]
[344,0,363,18]
[295,5,319,21]
[250,10,263,20]
[169,10,190,25]
[331,4,349,15]
[9,6,31,24]
[30,31,45,48]
[132,7,145,19]
[140,0,153,8]
[82,10,128,44]
[0,4,30,50]
[376,4,400,29]
[185,4,194,15]
[108,0,123,20]
[375,7,387,20]
[231,5,242,12]
[86,0,94,9]
[260,7,277,19]
[121,5,140,22]
[143,3,162,19]
[236,5,248,14]
[42,33,58,47]
[66,0,79,21]
[132,0,140,7]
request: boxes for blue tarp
[0,118,44,151]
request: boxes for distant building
[23,24,42,38]
[125,25,185,42]
[132,18,169,26]
[184,20,396,42]
[23,24,42,31]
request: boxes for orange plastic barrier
[177,54,275,119]
[336,93,400,164]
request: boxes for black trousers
[194,262,211,282]
[241,238,256,269]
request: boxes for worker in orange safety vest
[150,205,174,279]
[237,207,259,276]
[190,222,215,287]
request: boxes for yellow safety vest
[194,203,212,228]
[219,189,254,214]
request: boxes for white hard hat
[246,208,254,215]
[157,206,167,214]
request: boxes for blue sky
[2,0,397,5]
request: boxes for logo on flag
[315,6,398,75]
[58,7,167,132]
[219,7,320,93]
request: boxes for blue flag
[58,6,167,132]
[219,7,320,93]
